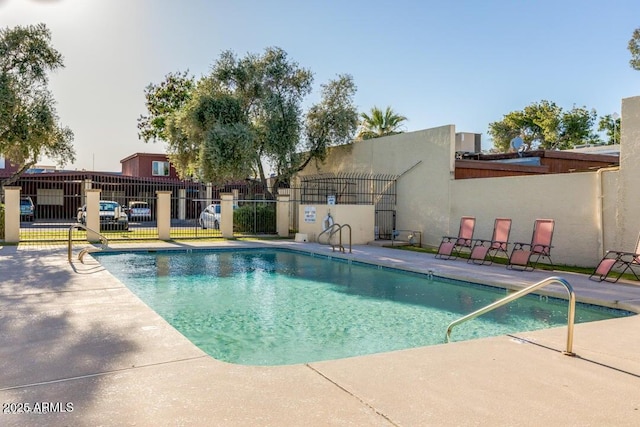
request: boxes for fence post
[178,188,186,220]
[3,186,21,243]
[205,183,212,206]
[86,189,101,242]
[220,193,234,238]
[82,179,92,208]
[156,191,172,240]
[277,194,290,237]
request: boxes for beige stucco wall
[616,95,640,250]
[297,204,375,245]
[298,125,455,246]
[600,167,620,254]
[294,95,640,268]
[451,173,601,267]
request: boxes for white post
[86,189,101,242]
[277,194,290,237]
[156,191,172,240]
[3,186,21,243]
[220,193,234,239]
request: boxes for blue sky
[2,0,639,171]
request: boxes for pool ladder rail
[67,223,110,263]
[318,223,352,253]
[445,276,576,356]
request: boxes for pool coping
[2,240,640,425]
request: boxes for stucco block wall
[617,95,640,250]
[292,95,640,269]
[298,126,455,246]
[600,168,620,253]
[451,173,601,267]
[297,204,375,245]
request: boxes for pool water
[95,249,633,366]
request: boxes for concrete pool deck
[1,240,639,426]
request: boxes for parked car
[77,200,129,230]
[20,196,35,221]
[128,201,152,221]
[199,203,221,229]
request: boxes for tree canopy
[598,114,621,145]
[355,106,407,140]
[488,100,600,152]
[138,47,359,196]
[629,27,640,71]
[0,23,74,185]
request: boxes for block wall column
[156,191,172,240]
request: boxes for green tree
[557,106,599,149]
[138,47,358,196]
[488,100,599,152]
[137,70,194,143]
[356,106,407,140]
[137,70,197,176]
[629,27,640,70]
[300,74,359,172]
[598,114,621,145]
[0,23,74,186]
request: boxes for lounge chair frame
[468,218,512,265]
[507,219,555,271]
[589,233,640,283]
[435,216,476,260]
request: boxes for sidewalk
[1,241,639,426]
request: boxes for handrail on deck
[445,276,576,356]
[68,223,109,263]
[317,223,340,244]
[317,223,352,253]
[330,223,352,253]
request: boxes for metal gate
[13,173,278,242]
[290,172,398,239]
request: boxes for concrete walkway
[1,241,639,426]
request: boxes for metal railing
[445,276,576,356]
[318,223,340,245]
[318,223,352,253]
[330,224,352,253]
[68,223,109,263]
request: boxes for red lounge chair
[468,218,512,265]
[589,233,640,283]
[436,216,476,260]
[507,219,555,271]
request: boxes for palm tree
[356,106,408,140]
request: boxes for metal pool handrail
[329,223,352,253]
[317,223,352,253]
[68,223,109,263]
[318,223,340,244]
[445,276,576,356]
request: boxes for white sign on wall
[304,206,316,223]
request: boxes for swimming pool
[94,248,633,366]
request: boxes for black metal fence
[10,171,396,242]
[13,172,277,242]
[289,172,398,239]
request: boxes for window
[152,161,170,176]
